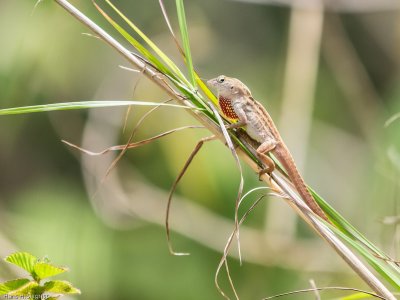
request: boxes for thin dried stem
[215,194,268,299]
[309,279,321,300]
[166,135,217,255]
[262,286,386,300]
[62,125,204,155]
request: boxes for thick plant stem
[53,1,396,299]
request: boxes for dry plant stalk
[53,0,396,299]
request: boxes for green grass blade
[195,73,218,105]
[175,0,196,87]
[328,221,400,290]
[0,101,197,115]
[311,188,397,259]
[308,188,400,290]
[93,1,173,77]
[103,0,191,87]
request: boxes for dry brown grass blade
[215,194,268,299]
[309,279,321,300]
[62,125,204,155]
[166,135,217,256]
[262,286,386,300]
[158,0,185,56]
[103,99,173,181]
[122,66,147,134]
[207,101,245,266]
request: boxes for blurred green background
[1,0,400,299]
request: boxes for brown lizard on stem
[207,75,329,222]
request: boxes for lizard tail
[274,145,330,223]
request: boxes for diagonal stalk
[53,1,396,298]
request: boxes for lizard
[207,75,329,222]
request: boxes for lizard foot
[258,168,272,181]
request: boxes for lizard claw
[258,168,272,181]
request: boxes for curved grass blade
[93,1,173,78]
[166,135,216,256]
[62,125,204,156]
[262,287,386,300]
[103,0,191,88]
[159,0,184,55]
[196,74,218,106]
[330,223,400,289]
[0,101,198,116]
[175,0,196,87]
[310,188,400,287]
[385,112,400,127]
[158,1,217,106]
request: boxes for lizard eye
[217,76,225,83]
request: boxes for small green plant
[0,252,80,299]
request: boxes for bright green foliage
[7,281,40,296]
[33,263,68,280]
[0,100,195,116]
[341,293,376,299]
[43,280,81,294]
[176,0,196,87]
[0,279,30,296]
[1,251,80,298]
[5,252,37,274]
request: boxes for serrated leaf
[5,252,38,274]
[0,278,30,296]
[8,281,39,296]
[44,280,81,295]
[33,263,67,280]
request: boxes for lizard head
[207,75,251,99]
[207,75,252,120]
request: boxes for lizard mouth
[206,79,216,87]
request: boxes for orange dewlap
[219,96,239,120]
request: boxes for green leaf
[176,0,196,87]
[309,188,400,290]
[0,100,197,116]
[8,281,39,296]
[196,74,218,106]
[44,280,81,295]
[33,263,67,280]
[0,279,30,296]
[5,252,38,274]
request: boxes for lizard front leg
[226,105,278,177]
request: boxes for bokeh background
[1,0,400,299]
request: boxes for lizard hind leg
[256,140,278,180]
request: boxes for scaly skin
[208,75,329,222]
